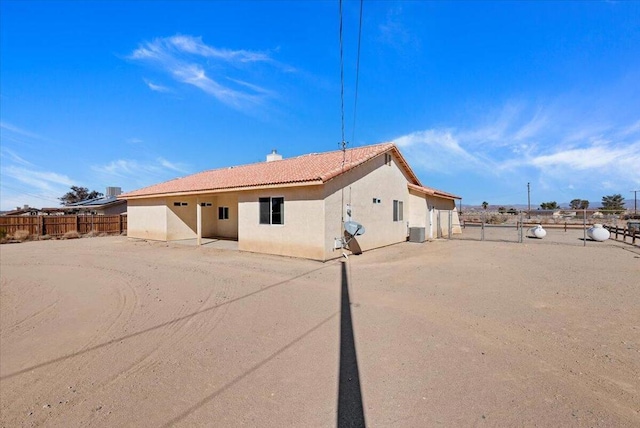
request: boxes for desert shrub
[12,230,31,242]
[39,234,52,240]
[84,230,100,238]
[0,228,6,239]
[98,232,110,237]
[62,230,81,240]
[486,215,508,224]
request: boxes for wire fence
[456,210,640,248]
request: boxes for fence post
[583,209,587,247]
[76,215,80,233]
[448,210,452,239]
[481,211,485,241]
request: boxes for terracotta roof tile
[121,143,402,198]
[408,183,461,200]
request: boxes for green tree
[579,200,589,209]
[600,194,625,214]
[570,199,582,209]
[482,201,488,210]
[59,186,103,206]
[540,201,559,210]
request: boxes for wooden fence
[604,225,639,245]
[0,214,127,237]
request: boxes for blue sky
[1,1,639,210]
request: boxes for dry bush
[84,230,100,238]
[486,215,508,225]
[99,232,110,237]
[12,230,31,242]
[39,234,52,241]
[62,230,81,240]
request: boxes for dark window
[218,206,229,220]
[173,202,188,207]
[259,197,284,225]
[393,200,404,221]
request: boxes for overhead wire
[350,0,364,146]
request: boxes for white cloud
[92,157,189,188]
[0,147,33,167]
[392,101,640,194]
[0,121,43,140]
[129,34,284,109]
[143,79,170,93]
[3,166,74,191]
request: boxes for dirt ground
[1,233,638,427]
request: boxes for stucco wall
[127,198,167,241]
[215,193,239,239]
[426,196,462,237]
[166,196,197,240]
[238,186,325,260]
[408,190,427,228]
[323,153,411,260]
[98,203,127,216]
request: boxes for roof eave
[119,180,325,200]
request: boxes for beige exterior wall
[98,203,127,216]
[238,186,325,260]
[214,193,239,239]
[166,196,197,240]
[127,198,168,241]
[408,190,428,228]
[323,153,412,260]
[425,196,462,237]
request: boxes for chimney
[266,149,283,162]
[23,204,29,210]
[106,187,122,197]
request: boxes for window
[259,197,284,225]
[218,206,229,220]
[393,200,403,222]
[385,153,392,166]
[200,202,212,207]
[173,202,188,206]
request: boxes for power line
[338,0,346,147]
[350,0,364,145]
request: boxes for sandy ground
[1,233,638,427]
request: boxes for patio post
[196,197,202,246]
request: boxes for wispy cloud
[3,165,74,191]
[129,34,287,109]
[394,101,640,199]
[0,147,34,167]
[143,78,170,93]
[92,157,189,188]
[0,121,43,140]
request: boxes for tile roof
[408,183,461,200]
[121,143,419,198]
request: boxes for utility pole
[632,190,639,215]
[527,182,531,219]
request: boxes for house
[1,205,43,216]
[41,187,127,215]
[119,143,461,261]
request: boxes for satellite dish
[344,220,365,236]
